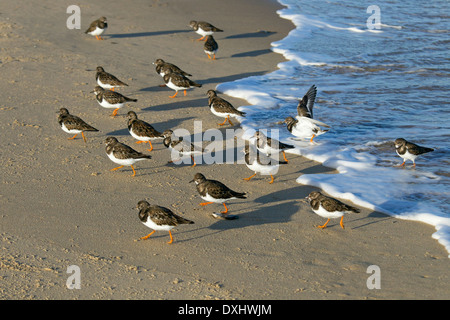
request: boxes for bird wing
[85,20,99,33]
[406,142,434,155]
[61,115,97,131]
[113,143,150,160]
[297,85,317,118]
[131,120,162,137]
[99,72,128,86]
[148,206,179,226]
[205,180,243,199]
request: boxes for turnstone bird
[394,138,434,168]
[162,130,204,167]
[284,116,330,143]
[297,84,317,118]
[243,145,287,184]
[127,111,164,151]
[58,108,98,143]
[85,17,108,40]
[253,130,295,163]
[207,90,246,126]
[104,137,152,177]
[153,59,192,78]
[96,66,128,91]
[190,173,246,216]
[306,191,360,229]
[163,72,202,98]
[189,20,223,41]
[92,86,137,117]
[136,200,194,244]
[204,35,218,60]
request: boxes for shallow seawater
[217,0,450,256]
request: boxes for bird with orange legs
[85,17,108,40]
[189,20,223,41]
[95,66,129,91]
[127,111,164,152]
[190,173,246,218]
[204,35,218,60]
[58,108,98,143]
[305,191,360,229]
[104,137,151,177]
[243,145,287,184]
[135,200,194,244]
[163,72,202,98]
[253,130,295,163]
[162,130,204,167]
[394,138,434,168]
[207,90,246,126]
[92,86,137,117]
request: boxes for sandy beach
[0,0,448,300]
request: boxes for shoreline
[0,0,448,300]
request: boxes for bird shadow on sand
[141,98,207,112]
[197,71,269,86]
[231,49,273,58]
[107,30,190,39]
[206,200,301,232]
[348,211,393,229]
[225,31,277,39]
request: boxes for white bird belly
[197,29,213,37]
[247,161,279,175]
[98,98,124,109]
[88,26,105,36]
[143,218,174,231]
[107,152,143,166]
[201,193,235,204]
[166,80,185,91]
[61,123,82,134]
[97,78,116,89]
[313,206,344,219]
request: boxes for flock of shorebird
[57,16,435,244]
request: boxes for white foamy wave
[217,0,450,258]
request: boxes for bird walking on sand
[163,72,202,98]
[127,111,164,151]
[92,86,137,117]
[96,66,128,91]
[207,89,245,126]
[243,145,287,184]
[153,59,192,78]
[104,137,152,177]
[85,17,108,40]
[162,130,204,167]
[253,130,295,163]
[58,108,98,143]
[204,35,218,60]
[136,200,194,244]
[189,20,223,41]
[394,138,434,168]
[306,191,360,229]
[190,173,246,216]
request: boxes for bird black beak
[189,179,194,183]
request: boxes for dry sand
[0,0,448,300]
